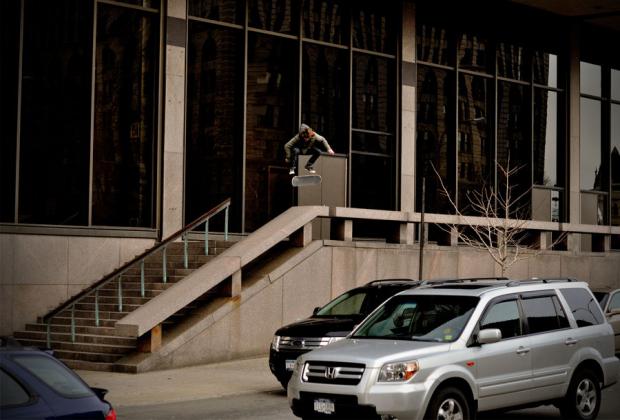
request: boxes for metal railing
[41,198,231,347]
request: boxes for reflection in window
[245,33,297,231]
[458,33,489,73]
[92,4,159,227]
[352,0,395,54]
[302,44,348,153]
[352,154,393,210]
[580,61,601,97]
[352,54,395,132]
[189,0,243,24]
[521,296,567,334]
[580,97,602,191]
[416,67,454,213]
[534,90,558,186]
[18,0,92,225]
[186,23,243,232]
[480,300,521,339]
[416,23,451,66]
[0,0,20,222]
[352,132,391,155]
[497,42,526,81]
[458,74,492,212]
[533,51,557,88]
[612,104,620,226]
[249,0,297,35]
[107,0,159,8]
[303,0,345,44]
[613,69,620,101]
[497,82,530,217]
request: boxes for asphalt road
[117,382,620,420]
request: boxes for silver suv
[288,278,620,420]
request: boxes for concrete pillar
[332,219,353,241]
[568,23,581,252]
[138,323,162,353]
[291,222,313,247]
[161,0,187,238]
[400,0,416,212]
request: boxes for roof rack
[506,277,577,287]
[422,277,509,286]
[364,278,419,287]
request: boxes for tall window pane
[458,32,490,74]
[580,98,602,191]
[580,62,601,97]
[351,154,393,210]
[352,0,395,54]
[612,104,620,226]
[612,69,620,101]
[352,54,395,132]
[18,0,92,225]
[534,90,558,187]
[0,0,20,222]
[458,73,492,212]
[416,67,455,213]
[533,51,557,88]
[497,42,527,81]
[186,23,243,232]
[189,0,243,25]
[416,23,452,66]
[302,44,348,154]
[245,33,297,231]
[303,0,346,45]
[249,0,298,35]
[93,4,159,227]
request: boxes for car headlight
[293,358,304,375]
[378,360,419,382]
[271,335,281,350]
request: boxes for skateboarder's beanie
[299,123,311,135]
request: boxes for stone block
[528,254,562,279]
[376,248,419,280]
[423,249,458,280]
[283,251,331,324]
[331,247,377,296]
[68,237,120,285]
[457,249,495,278]
[0,286,13,336]
[560,255,591,281]
[13,285,68,331]
[14,236,68,285]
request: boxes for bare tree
[431,159,563,276]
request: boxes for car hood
[299,338,451,367]
[275,317,362,337]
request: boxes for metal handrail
[42,198,231,346]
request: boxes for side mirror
[477,328,502,345]
[312,307,321,315]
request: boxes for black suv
[268,279,420,388]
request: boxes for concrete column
[161,0,187,238]
[568,23,581,251]
[291,222,313,247]
[332,219,353,241]
[400,0,416,212]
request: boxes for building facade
[1,0,619,334]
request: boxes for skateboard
[292,174,322,187]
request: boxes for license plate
[313,398,335,415]
[285,359,296,371]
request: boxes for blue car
[0,337,116,419]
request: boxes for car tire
[559,368,601,420]
[424,386,472,420]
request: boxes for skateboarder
[284,124,334,175]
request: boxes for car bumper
[269,348,310,384]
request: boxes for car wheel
[424,386,472,420]
[560,368,601,420]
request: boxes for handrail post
[183,233,189,269]
[71,304,76,343]
[225,206,229,241]
[140,260,145,298]
[205,219,209,256]
[95,289,99,327]
[162,246,167,284]
[118,276,123,312]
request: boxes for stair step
[14,331,135,347]
[56,310,128,320]
[53,349,125,364]
[25,323,119,336]
[16,339,132,356]
[63,359,116,372]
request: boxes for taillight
[105,408,117,420]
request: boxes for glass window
[185,23,244,232]
[522,296,567,334]
[612,104,620,226]
[416,66,455,213]
[458,32,490,74]
[352,0,396,54]
[560,288,605,327]
[189,0,243,24]
[249,0,298,35]
[13,355,93,398]
[302,44,348,154]
[580,61,601,97]
[612,69,620,101]
[580,98,602,191]
[352,132,392,155]
[92,4,159,227]
[303,0,346,45]
[18,0,93,225]
[352,54,395,133]
[608,292,620,311]
[351,154,393,210]
[534,90,558,186]
[317,290,366,316]
[0,369,30,407]
[458,73,492,212]
[0,0,20,222]
[497,42,527,81]
[106,0,159,8]
[245,33,297,231]
[416,23,452,66]
[533,51,558,88]
[480,300,522,339]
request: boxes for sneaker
[305,166,316,174]
[289,168,296,175]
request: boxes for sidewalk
[77,356,280,407]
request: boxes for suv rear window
[559,288,604,327]
[522,295,569,334]
[12,355,93,398]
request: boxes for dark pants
[290,146,322,169]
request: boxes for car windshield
[315,287,406,317]
[12,354,93,398]
[352,295,478,342]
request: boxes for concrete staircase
[13,239,234,372]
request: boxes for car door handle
[565,338,578,346]
[516,346,530,355]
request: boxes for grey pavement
[78,356,280,408]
